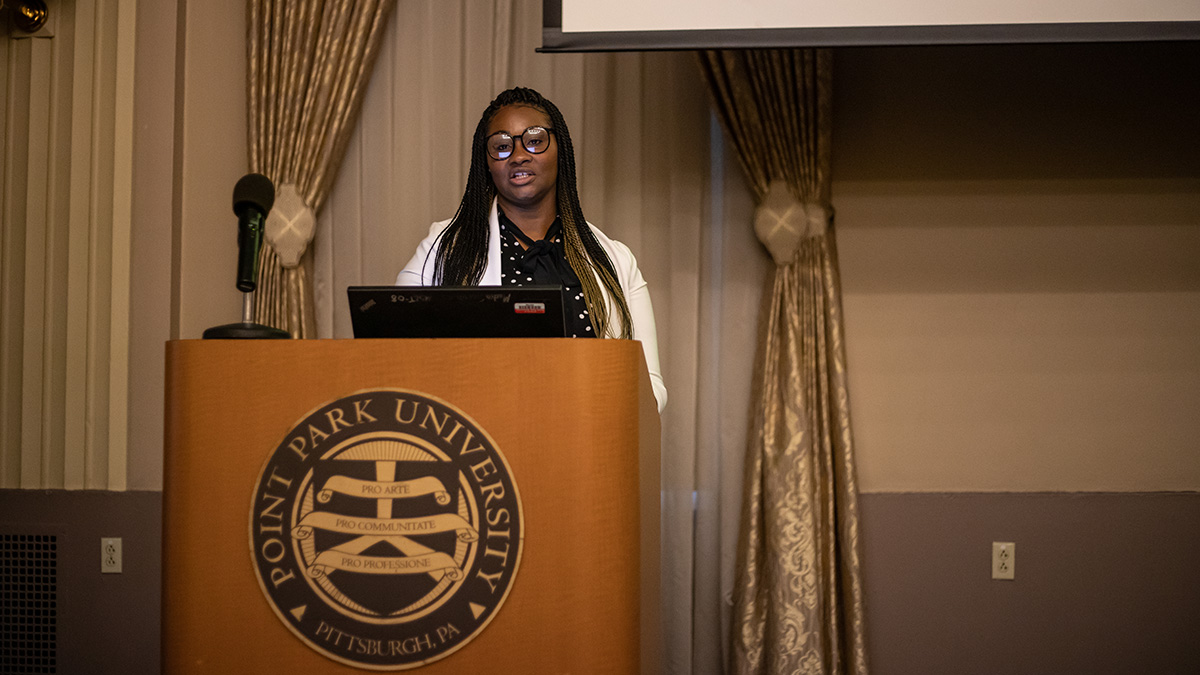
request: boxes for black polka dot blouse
[497,210,595,338]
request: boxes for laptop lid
[347,286,567,338]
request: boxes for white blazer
[396,201,667,412]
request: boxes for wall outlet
[101,537,122,574]
[992,541,1015,580]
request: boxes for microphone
[201,173,289,339]
[233,173,275,292]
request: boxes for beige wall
[832,43,1200,493]
[127,0,177,489]
[126,0,248,490]
[172,0,247,340]
[135,23,1200,498]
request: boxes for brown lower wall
[0,489,161,675]
[3,489,1197,674]
[860,492,1200,675]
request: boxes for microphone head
[233,173,275,216]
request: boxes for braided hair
[431,86,633,339]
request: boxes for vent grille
[1,534,58,674]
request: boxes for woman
[397,87,666,411]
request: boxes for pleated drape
[246,0,395,337]
[699,49,870,675]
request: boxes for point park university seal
[250,389,523,670]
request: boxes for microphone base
[202,322,291,340]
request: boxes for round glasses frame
[486,126,555,161]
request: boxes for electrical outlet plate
[992,541,1015,580]
[101,537,122,574]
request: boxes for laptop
[347,286,566,338]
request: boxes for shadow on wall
[832,41,1200,183]
[830,42,1200,296]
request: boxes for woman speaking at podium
[396,87,666,412]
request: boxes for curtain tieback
[753,179,830,265]
[265,182,316,268]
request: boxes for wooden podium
[163,339,661,674]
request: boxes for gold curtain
[246,0,395,337]
[699,49,869,674]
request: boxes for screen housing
[541,0,1200,51]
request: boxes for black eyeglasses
[486,126,555,160]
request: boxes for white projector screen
[542,0,1200,50]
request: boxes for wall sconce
[3,0,49,34]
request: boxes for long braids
[431,113,495,286]
[433,87,633,339]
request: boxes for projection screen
[541,0,1200,51]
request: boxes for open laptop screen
[347,286,567,338]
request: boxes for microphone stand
[202,291,290,339]
[203,173,290,340]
